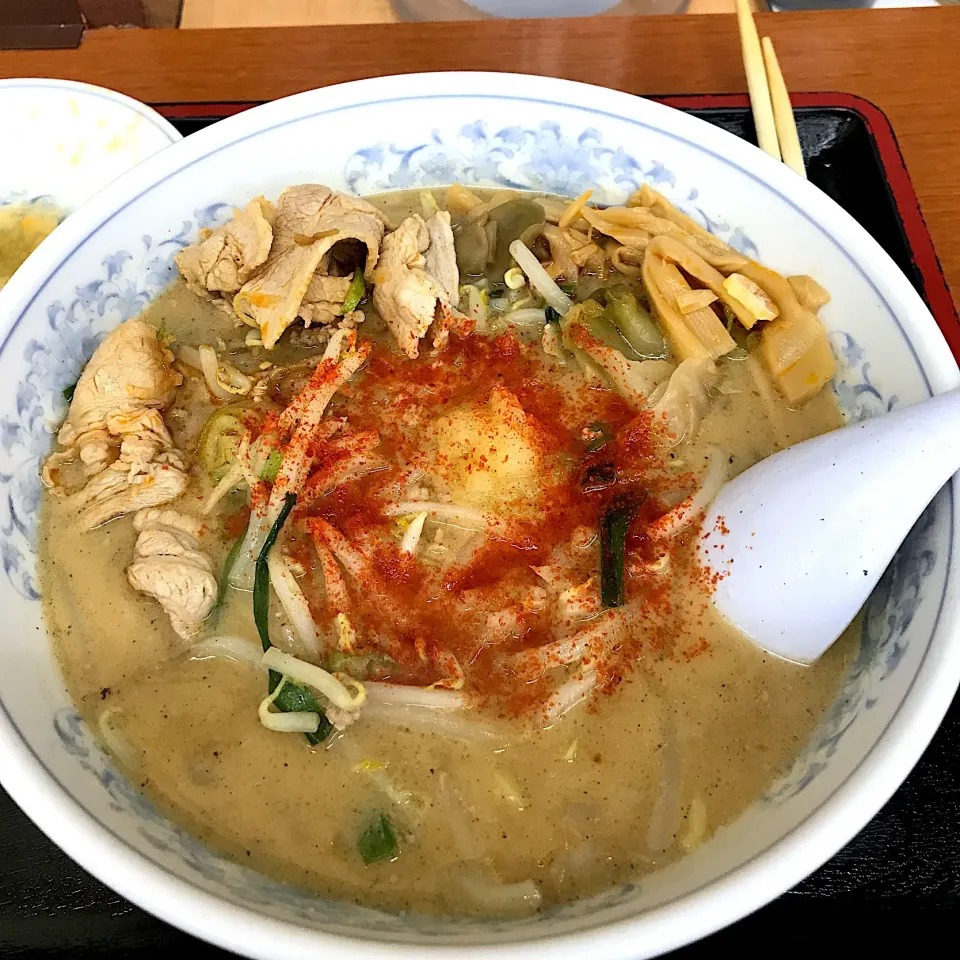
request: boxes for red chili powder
[292,336,722,711]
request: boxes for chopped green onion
[272,677,315,711]
[600,494,643,608]
[342,270,366,313]
[585,422,612,453]
[304,719,334,746]
[260,450,283,483]
[254,492,297,653]
[222,532,245,585]
[357,812,398,864]
[62,382,77,402]
[156,321,173,345]
[559,281,577,296]
[270,676,334,745]
[198,410,247,479]
[544,305,561,325]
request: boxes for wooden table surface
[1,7,958,311]
[2,8,960,958]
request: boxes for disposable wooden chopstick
[736,0,781,162]
[761,36,807,178]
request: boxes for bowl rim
[1,71,958,960]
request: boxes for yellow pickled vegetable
[762,324,835,406]
[676,289,719,315]
[788,274,831,313]
[642,240,736,361]
[742,262,836,405]
[446,183,482,214]
[723,273,780,324]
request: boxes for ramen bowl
[0,72,957,959]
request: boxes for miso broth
[39,184,855,916]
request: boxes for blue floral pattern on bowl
[830,330,899,422]
[345,122,760,258]
[759,331,931,802]
[0,114,942,928]
[764,495,938,802]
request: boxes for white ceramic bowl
[0,72,958,960]
[0,77,181,222]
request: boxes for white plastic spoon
[698,387,960,663]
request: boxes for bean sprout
[198,344,253,399]
[202,460,245,515]
[315,541,350,613]
[365,682,464,710]
[97,708,138,769]
[189,634,266,671]
[454,870,542,917]
[503,266,527,290]
[267,548,323,659]
[439,773,484,860]
[504,308,547,328]
[540,667,597,726]
[362,701,507,744]
[258,678,320,733]
[508,239,573,316]
[261,647,366,711]
[198,345,234,401]
[400,511,428,555]
[383,500,494,531]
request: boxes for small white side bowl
[0,72,958,960]
[0,77,181,220]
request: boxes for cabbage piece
[651,358,717,446]
[562,304,675,409]
[604,285,667,358]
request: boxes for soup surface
[40,184,855,916]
